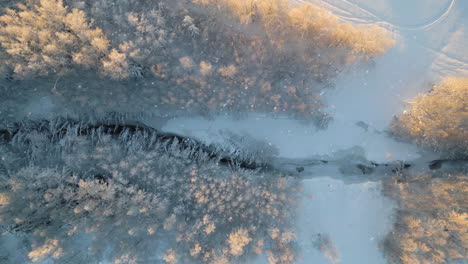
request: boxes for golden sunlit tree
[383,172,467,264]
[390,77,468,158]
[192,0,395,58]
[0,0,129,79]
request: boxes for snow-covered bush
[0,118,300,263]
[390,77,468,158]
[312,233,341,263]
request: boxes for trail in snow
[303,0,468,77]
[307,0,457,31]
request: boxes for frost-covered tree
[383,172,467,264]
[0,118,300,263]
[0,0,396,124]
[390,77,468,158]
[192,0,395,58]
[0,0,129,79]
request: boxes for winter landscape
[0,0,466,263]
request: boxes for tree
[383,172,467,264]
[0,119,300,263]
[192,0,395,58]
[0,0,129,79]
[390,77,468,158]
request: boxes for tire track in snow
[298,0,467,75]
[299,0,457,31]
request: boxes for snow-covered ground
[253,177,395,264]
[310,0,468,78]
[161,114,421,163]
[296,178,394,264]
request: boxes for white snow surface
[296,178,394,264]
[251,177,395,264]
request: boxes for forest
[0,0,466,263]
